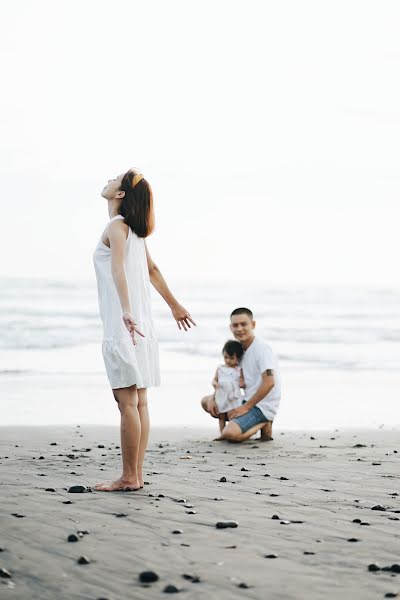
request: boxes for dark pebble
[360,522,370,526]
[115,513,127,518]
[271,515,280,520]
[163,585,180,593]
[353,444,367,448]
[219,477,227,482]
[310,436,315,440]
[264,474,271,477]
[139,571,159,583]
[97,444,105,448]
[0,548,4,552]
[270,493,279,497]
[68,534,79,542]
[216,521,238,529]
[50,442,57,446]
[240,467,249,472]
[291,520,304,524]
[237,582,250,589]
[391,564,400,573]
[280,477,289,481]
[304,551,315,555]
[39,456,44,459]
[186,511,196,514]
[62,501,73,504]
[0,568,12,578]
[45,488,56,492]
[353,519,362,523]
[368,564,380,572]
[77,530,90,536]
[265,554,277,559]
[172,529,183,534]
[371,505,387,511]
[280,520,290,525]
[182,574,200,583]
[11,513,25,518]
[372,462,381,466]
[68,485,90,493]
[77,556,90,564]
[385,593,398,598]
[347,538,359,542]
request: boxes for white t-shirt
[241,337,281,421]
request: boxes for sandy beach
[0,425,399,599]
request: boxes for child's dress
[214,365,243,413]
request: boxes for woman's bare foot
[94,477,141,492]
[138,467,144,489]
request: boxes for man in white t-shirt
[201,307,281,442]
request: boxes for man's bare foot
[260,422,273,441]
[94,477,141,492]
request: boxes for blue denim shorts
[232,402,268,433]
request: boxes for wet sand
[0,425,399,599]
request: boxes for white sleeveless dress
[92,215,160,389]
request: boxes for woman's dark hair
[222,340,244,359]
[118,170,155,238]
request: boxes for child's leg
[218,413,228,433]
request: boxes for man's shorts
[231,401,268,433]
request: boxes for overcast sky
[1,0,399,286]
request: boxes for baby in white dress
[212,340,245,433]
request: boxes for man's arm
[228,370,274,418]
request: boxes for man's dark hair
[230,307,254,320]
[222,340,244,359]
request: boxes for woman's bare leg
[94,384,141,491]
[137,388,150,488]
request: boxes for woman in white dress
[93,168,195,492]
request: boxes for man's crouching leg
[216,421,266,442]
[260,420,273,441]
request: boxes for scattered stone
[62,501,73,505]
[186,511,196,515]
[68,534,79,542]
[360,522,370,526]
[240,467,249,472]
[78,530,90,536]
[172,529,183,534]
[304,551,315,555]
[265,554,277,559]
[371,505,387,511]
[264,474,271,477]
[182,574,200,583]
[175,498,186,503]
[347,538,359,542]
[219,477,227,482]
[291,520,304,524]
[372,462,381,466]
[353,519,362,523]
[11,513,25,518]
[384,593,398,598]
[237,582,250,589]
[163,585,180,593]
[45,488,56,492]
[214,497,224,501]
[139,571,159,583]
[50,442,57,446]
[271,515,280,520]
[97,444,105,448]
[77,556,90,564]
[368,564,380,572]
[68,485,90,493]
[280,520,291,525]
[280,477,289,481]
[39,456,44,460]
[353,444,367,448]
[270,493,279,497]
[216,521,238,529]
[0,568,12,578]
[310,436,315,440]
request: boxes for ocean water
[1,278,399,428]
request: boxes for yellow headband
[131,173,144,188]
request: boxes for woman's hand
[122,312,145,345]
[171,303,196,331]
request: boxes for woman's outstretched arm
[145,241,196,331]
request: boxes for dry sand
[0,425,399,599]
